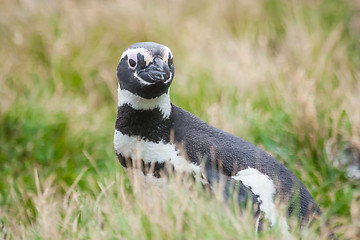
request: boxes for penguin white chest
[114,130,201,174]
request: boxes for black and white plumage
[114,42,321,229]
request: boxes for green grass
[1,0,360,239]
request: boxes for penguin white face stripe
[118,86,172,119]
[161,46,172,64]
[114,130,201,174]
[120,47,173,66]
[232,167,278,225]
[120,48,153,66]
[133,71,153,86]
[164,71,173,84]
[133,71,173,86]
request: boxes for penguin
[114,42,321,229]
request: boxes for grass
[1,0,360,239]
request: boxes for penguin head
[117,42,175,99]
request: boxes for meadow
[0,0,359,239]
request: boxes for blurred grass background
[0,0,360,239]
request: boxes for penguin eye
[128,58,137,69]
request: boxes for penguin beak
[138,57,171,83]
